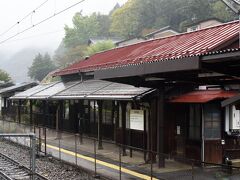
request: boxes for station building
[6,20,240,166]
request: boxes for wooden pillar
[55,102,60,139]
[143,107,147,162]
[30,100,33,125]
[3,97,7,108]
[18,100,21,123]
[1,97,6,117]
[74,101,79,133]
[157,88,165,167]
[149,98,157,162]
[44,101,49,127]
[88,100,91,134]
[78,100,84,143]
[93,100,97,136]
[59,100,64,131]
[115,102,119,141]
[111,101,115,141]
[97,100,103,150]
[120,101,127,156]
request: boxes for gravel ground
[0,139,95,180]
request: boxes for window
[64,101,69,120]
[90,101,95,123]
[102,101,112,124]
[119,105,122,128]
[189,105,201,140]
[204,104,221,139]
[126,102,132,129]
[89,100,99,123]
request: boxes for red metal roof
[169,90,238,103]
[55,21,239,76]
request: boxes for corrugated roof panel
[92,83,150,96]
[29,81,80,99]
[52,80,152,100]
[55,21,239,76]
[11,82,57,99]
[0,82,37,95]
[56,80,111,97]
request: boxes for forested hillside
[54,0,237,67]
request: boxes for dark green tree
[0,69,11,82]
[110,0,237,37]
[53,40,87,67]
[211,1,236,21]
[110,0,142,38]
[28,53,56,81]
[64,12,100,48]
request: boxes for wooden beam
[201,50,240,63]
[95,57,200,80]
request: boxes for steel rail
[0,152,48,180]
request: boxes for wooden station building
[8,20,240,166]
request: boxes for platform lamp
[222,0,240,47]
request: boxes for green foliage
[53,41,87,67]
[53,0,237,68]
[110,0,142,38]
[0,69,11,82]
[57,12,113,67]
[110,0,237,38]
[211,1,236,21]
[97,14,111,37]
[85,40,115,56]
[64,12,100,48]
[28,53,56,81]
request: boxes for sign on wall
[230,105,240,130]
[130,110,144,131]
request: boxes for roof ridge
[80,20,239,58]
[54,20,239,76]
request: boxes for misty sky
[0,0,127,55]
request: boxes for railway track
[0,152,47,180]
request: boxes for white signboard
[177,126,181,135]
[130,110,144,131]
[230,105,240,129]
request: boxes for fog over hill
[0,48,53,83]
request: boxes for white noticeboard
[130,110,144,131]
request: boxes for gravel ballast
[0,139,95,180]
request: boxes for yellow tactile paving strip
[45,144,158,180]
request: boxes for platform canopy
[0,82,38,97]
[11,80,153,101]
[169,90,238,103]
[11,82,60,100]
